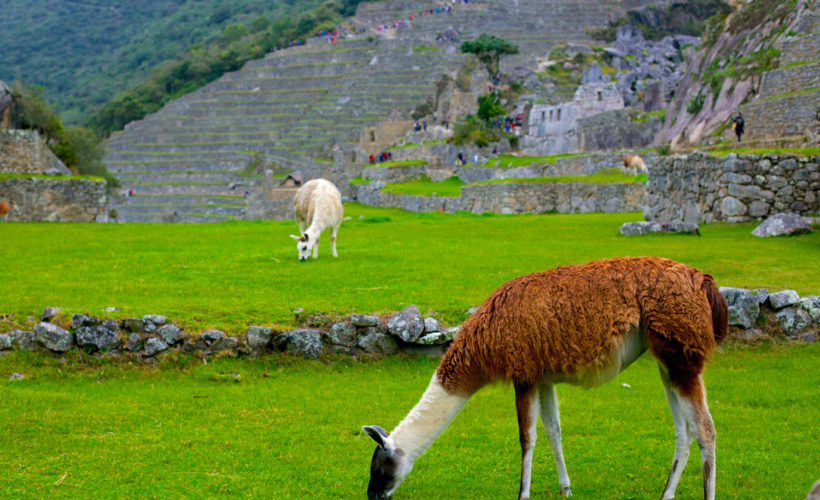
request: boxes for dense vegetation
[1,344,818,498]
[2,205,818,333]
[0,0,368,127]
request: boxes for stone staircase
[104,0,654,222]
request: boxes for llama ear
[362,425,394,450]
[303,233,309,242]
[289,234,301,241]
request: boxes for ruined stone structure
[644,152,819,223]
[246,170,298,220]
[0,129,70,175]
[522,83,625,155]
[0,176,107,222]
[0,80,11,130]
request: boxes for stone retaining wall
[0,129,70,174]
[353,180,645,214]
[0,176,107,222]
[644,151,819,223]
[2,288,817,360]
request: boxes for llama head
[362,425,412,499]
[289,233,312,261]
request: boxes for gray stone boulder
[144,337,168,357]
[719,287,760,329]
[799,296,820,322]
[71,314,99,329]
[580,62,603,84]
[329,322,358,347]
[619,221,699,236]
[41,307,61,322]
[755,288,770,305]
[0,333,12,350]
[285,329,324,359]
[388,304,424,342]
[423,317,442,333]
[143,315,167,332]
[75,325,119,351]
[752,212,812,237]
[200,330,225,344]
[11,330,36,350]
[126,333,142,352]
[34,322,73,352]
[415,326,460,345]
[157,324,182,345]
[776,307,811,335]
[768,290,800,310]
[246,326,273,351]
[122,318,144,333]
[212,337,239,352]
[358,328,399,355]
[351,314,379,327]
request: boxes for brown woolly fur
[436,257,725,396]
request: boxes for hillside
[0,0,333,123]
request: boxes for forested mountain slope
[0,0,330,123]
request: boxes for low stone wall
[721,287,819,343]
[0,176,107,222]
[644,151,819,223]
[0,129,70,174]
[353,180,645,214]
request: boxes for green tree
[477,92,506,123]
[460,34,519,78]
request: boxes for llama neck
[304,222,323,243]
[390,375,470,463]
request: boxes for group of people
[413,120,428,132]
[373,1,474,33]
[489,114,523,133]
[369,151,393,164]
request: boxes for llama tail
[700,273,728,344]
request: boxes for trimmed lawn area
[1,343,818,499]
[380,175,465,196]
[1,204,818,333]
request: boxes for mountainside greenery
[0,0,346,124]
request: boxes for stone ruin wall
[0,129,70,175]
[644,152,819,223]
[0,176,107,222]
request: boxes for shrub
[686,91,705,115]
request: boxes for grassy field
[1,343,818,499]
[1,204,818,333]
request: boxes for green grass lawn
[485,153,586,168]
[1,204,818,333]
[1,343,818,499]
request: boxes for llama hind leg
[514,382,541,500]
[539,382,572,497]
[678,376,716,500]
[659,366,694,500]
[330,224,339,257]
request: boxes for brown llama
[363,256,727,500]
[0,201,9,221]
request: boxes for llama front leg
[659,366,694,500]
[514,382,541,500]
[539,382,572,497]
[330,224,339,257]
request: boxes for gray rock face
[768,290,800,310]
[144,337,168,357]
[752,212,812,237]
[776,307,811,335]
[34,322,73,352]
[126,332,142,352]
[41,307,61,322]
[72,313,99,329]
[75,325,119,351]
[350,314,379,327]
[11,330,36,350]
[285,329,324,358]
[755,288,770,305]
[415,326,460,345]
[387,304,424,342]
[799,296,820,322]
[719,287,760,329]
[358,328,399,354]
[122,318,143,333]
[619,221,699,235]
[143,314,167,326]
[423,317,442,333]
[212,337,238,352]
[0,334,12,350]
[329,322,358,347]
[247,326,273,350]
[157,324,182,345]
[200,330,225,343]
[580,62,603,84]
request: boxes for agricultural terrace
[2,204,818,333]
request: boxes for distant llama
[623,154,647,174]
[0,201,9,221]
[363,257,727,500]
[290,179,343,261]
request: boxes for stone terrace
[104,0,654,222]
